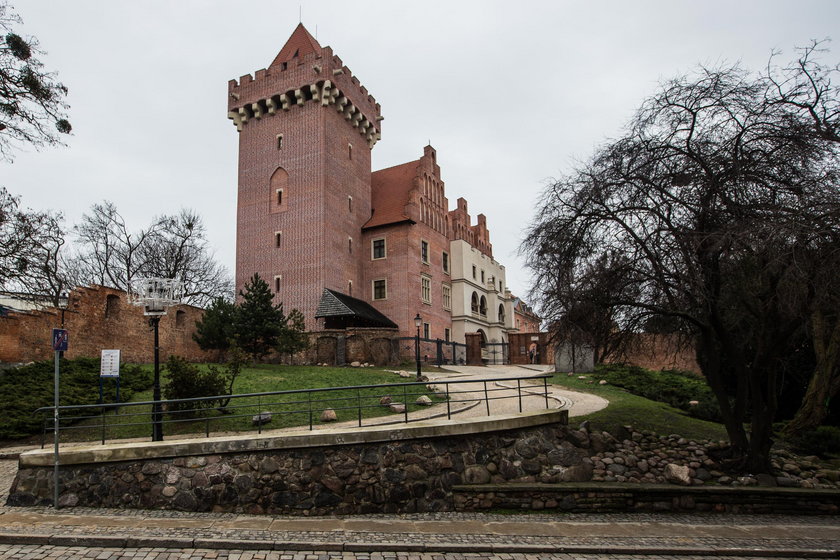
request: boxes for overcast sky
[4,0,839,303]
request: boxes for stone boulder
[252,411,272,426]
[389,403,406,413]
[379,396,392,406]
[664,463,691,485]
[415,395,433,406]
[320,409,337,422]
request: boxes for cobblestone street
[0,547,823,560]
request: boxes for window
[270,167,288,213]
[479,295,487,317]
[175,310,186,328]
[372,238,386,260]
[444,328,451,342]
[348,237,352,254]
[499,280,503,292]
[274,276,282,292]
[373,279,387,300]
[348,143,353,160]
[105,294,120,319]
[423,323,430,339]
[348,195,353,213]
[276,134,283,150]
[275,231,282,247]
[471,292,479,313]
[421,275,431,304]
[442,284,451,310]
[481,270,485,283]
[421,240,429,264]
[498,304,505,324]
[442,252,449,274]
[472,265,476,280]
[348,280,353,296]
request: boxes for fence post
[446,383,451,420]
[544,377,550,409]
[517,379,523,413]
[483,381,490,415]
[357,389,362,428]
[403,384,409,423]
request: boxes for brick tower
[228,24,382,329]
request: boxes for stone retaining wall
[8,410,572,514]
[454,482,840,514]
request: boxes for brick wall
[0,286,211,364]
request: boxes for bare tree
[0,187,72,304]
[523,44,840,473]
[0,1,71,161]
[74,203,232,307]
[139,209,233,307]
[74,201,159,292]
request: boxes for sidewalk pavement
[0,501,838,557]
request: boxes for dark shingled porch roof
[314,288,398,329]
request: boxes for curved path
[425,363,609,418]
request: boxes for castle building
[228,24,513,345]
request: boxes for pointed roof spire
[270,23,323,69]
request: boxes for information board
[100,349,120,377]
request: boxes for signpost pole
[53,347,59,510]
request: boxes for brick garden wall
[0,286,211,364]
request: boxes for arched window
[105,294,120,319]
[270,167,289,211]
[471,292,479,313]
[498,304,505,324]
[479,296,487,317]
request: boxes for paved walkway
[426,365,608,418]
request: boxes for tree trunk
[785,310,840,435]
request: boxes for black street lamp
[57,292,69,327]
[414,313,422,380]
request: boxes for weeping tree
[523,43,840,473]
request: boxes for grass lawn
[550,372,728,442]
[59,364,445,443]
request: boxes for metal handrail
[36,374,553,447]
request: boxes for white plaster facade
[449,239,514,344]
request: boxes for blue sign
[52,329,68,352]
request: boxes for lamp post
[414,313,422,380]
[52,291,69,509]
[57,292,69,358]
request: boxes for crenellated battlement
[227,78,381,148]
[228,42,381,147]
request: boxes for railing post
[483,381,490,415]
[257,395,262,435]
[544,376,550,409]
[100,407,105,445]
[446,383,451,420]
[357,389,362,428]
[517,379,523,413]
[403,384,409,423]
[308,392,313,430]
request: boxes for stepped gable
[270,23,322,68]
[364,159,420,230]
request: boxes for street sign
[52,329,68,352]
[100,349,120,377]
